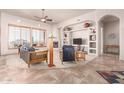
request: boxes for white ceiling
[0,9,95,24]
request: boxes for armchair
[62,45,75,64]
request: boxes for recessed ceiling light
[17,20,21,23]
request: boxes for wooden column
[48,35,55,67]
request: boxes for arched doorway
[98,15,120,57]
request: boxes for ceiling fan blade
[34,16,42,19]
[46,19,52,21]
[35,19,42,22]
[34,9,53,23]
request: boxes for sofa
[20,45,48,68]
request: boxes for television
[73,38,82,45]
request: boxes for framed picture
[53,41,58,48]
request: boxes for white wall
[57,11,97,28]
[51,24,59,41]
[51,24,60,49]
[0,12,52,55]
[57,9,124,60]
[71,31,88,39]
[103,21,119,45]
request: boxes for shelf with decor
[88,27,97,55]
[89,42,96,48]
[89,35,96,41]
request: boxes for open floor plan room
[0,9,124,84]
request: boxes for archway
[98,15,120,57]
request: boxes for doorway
[99,15,120,56]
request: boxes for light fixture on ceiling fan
[34,9,52,23]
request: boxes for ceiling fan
[34,9,52,23]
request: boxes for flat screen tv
[73,38,82,45]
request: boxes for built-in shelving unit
[62,20,97,55]
[89,33,96,55]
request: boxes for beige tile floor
[0,54,124,84]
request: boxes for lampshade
[48,32,56,38]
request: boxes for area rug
[97,71,124,84]
[6,54,95,70]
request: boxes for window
[8,25,46,49]
[32,29,45,46]
[8,26,21,48]
[21,27,30,45]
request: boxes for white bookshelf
[89,33,96,55]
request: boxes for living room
[0,9,124,84]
